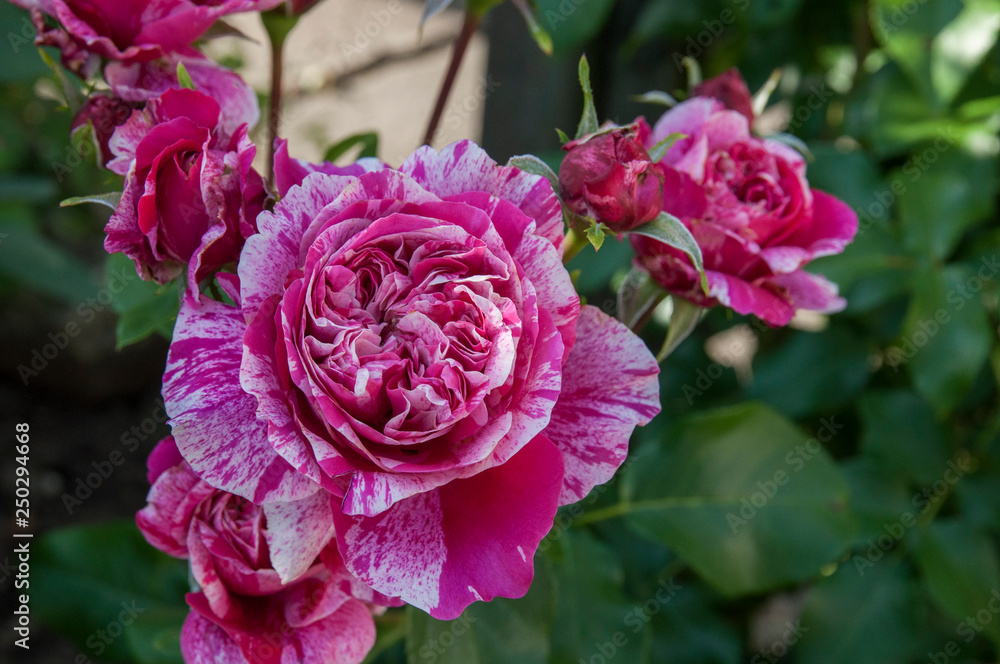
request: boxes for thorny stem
[422,12,480,146]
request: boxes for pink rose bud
[70,94,136,167]
[559,122,665,232]
[692,68,755,125]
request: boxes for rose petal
[544,306,661,505]
[334,434,564,619]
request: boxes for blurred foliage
[11,0,1000,662]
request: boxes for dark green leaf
[623,403,856,596]
[33,521,189,663]
[797,560,923,664]
[61,191,123,211]
[658,297,703,362]
[913,519,1000,649]
[534,0,616,56]
[0,219,99,303]
[629,212,708,293]
[616,266,665,330]
[546,530,650,664]
[895,265,993,415]
[859,389,951,485]
[404,559,555,664]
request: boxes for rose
[273,137,384,197]
[631,91,857,326]
[162,140,661,619]
[137,437,379,664]
[12,0,285,66]
[70,93,136,166]
[106,53,261,139]
[559,121,666,232]
[105,87,264,290]
[691,68,755,126]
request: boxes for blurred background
[1,0,999,662]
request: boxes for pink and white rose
[137,437,378,664]
[631,83,857,326]
[162,140,661,619]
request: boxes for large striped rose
[163,140,661,619]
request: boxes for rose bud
[559,121,666,232]
[692,68,755,126]
[70,93,136,167]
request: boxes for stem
[266,30,285,188]
[572,501,634,527]
[562,228,589,264]
[422,12,480,146]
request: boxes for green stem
[562,227,588,264]
[572,501,634,527]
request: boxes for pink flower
[161,140,661,619]
[106,53,261,139]
[71,92,136,166]
[559,121,665,232]
[14,0,284,66]
[272,138,384,198]
[691,68,755,126]
[631,96,857,326]
[105,87,264,290]
[137,437,379,664]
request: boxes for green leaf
[871,0,1000,106]
[176,61,195,90]
[840,458,915,545]
[106,253,179,348]
[534,0,616,56]
[630,212,708,293]
[404,558,555,664]
[797,560,923,664]
[647,586,741,664]
[555,128,571,144]
[897,151,997,261]
[546,530,650,664]
[895,264,993,416]
[575,55,599,139]
[584,220,607,250]
[631,90,679,107]
[507,154,560,192]
[323,132,379,162]
[33,521,189,663]
[61,191,123,211]
[913,519,1000,649]
[512,0,553,55]
[657,297,703,362]
[622,403,856,596]
[0,175,58,203]
[859,389,951,485]
[647,132,683,163]
[748,325,871,418]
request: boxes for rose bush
[631,77,857,326]
[105,87,264,290]
[162,139,661,619]
[138,436,380,664]
[559,121,666,232]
